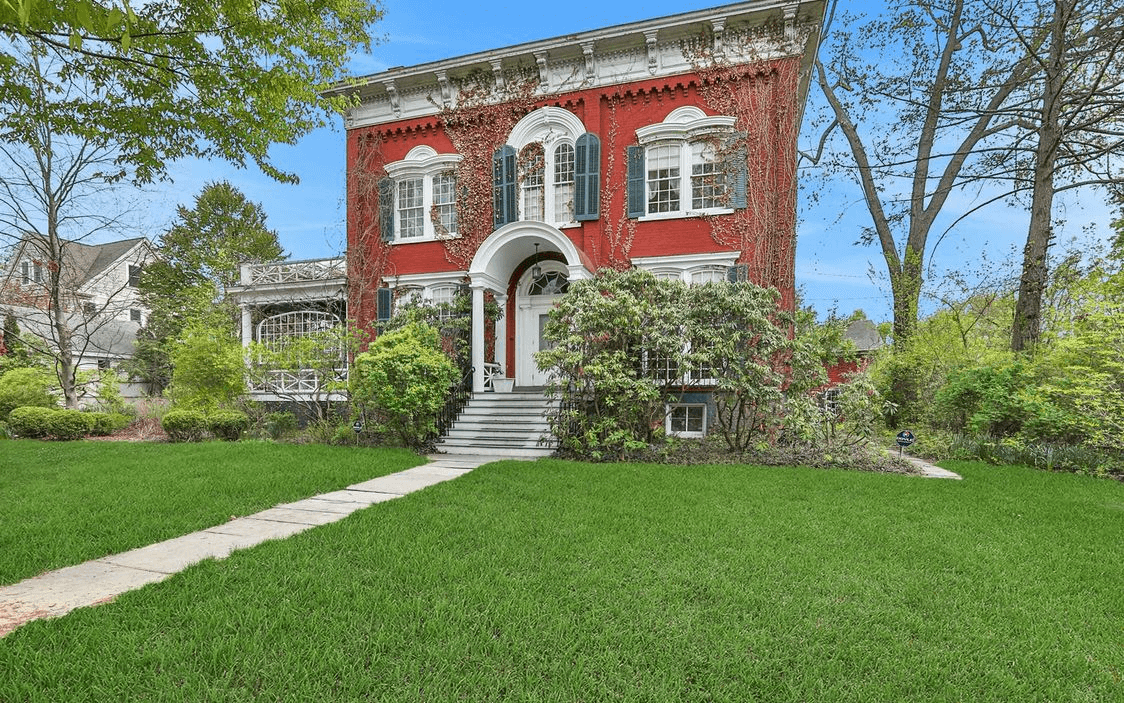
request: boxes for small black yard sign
[895,430,916,458]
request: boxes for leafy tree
[812,0,1032,348]
[154,181,285,295]
[166,321,245,412]
[538,269,819,457]
[536,269,686,460]
[126,182,284,391]
[0,50,150,407]
[0,367,56,422]
[682,281,809,452]
[246,328,351,423]
[0,0,382,185]
[996,0,1124,351]
[349,323,457,449]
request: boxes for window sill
[638,208,734,222]
[390,233,462,245]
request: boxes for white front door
[515,266,568,387]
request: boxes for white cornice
[334,0,825,131]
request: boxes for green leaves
[350,323,457,449]
[2,0,382,184]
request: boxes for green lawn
[3,459,1122,701]
[0,440,424,586]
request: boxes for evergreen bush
[161,409,209,442]
[46,409,96,440]
[7,406,55,438]
[209,410,250,441]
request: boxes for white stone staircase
[436,390,556,458]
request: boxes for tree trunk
[1012,0,1067,353]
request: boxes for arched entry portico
[467,222,592,392]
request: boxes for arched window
[380,146,462,243]
[628,107,746,219]
[493,107,599,228]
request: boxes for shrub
[166,322,245,412]
[161,409,209,442]
[87,412,114,437]
[0,368,56,422]
[350,322,457,449]
[8,406,56,438]
[46,409,96,440]
[209,410,250,441]
[262,411,298,440]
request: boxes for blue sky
[153,0,1114,323]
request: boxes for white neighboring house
[0,234,158,401]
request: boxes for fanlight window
[528,271,569,296]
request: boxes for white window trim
[636,107,738,221]
[631,251,740,284]
[385,146,463,244]
[666,403,707,438]
[508,107,584,228]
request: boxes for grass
[3,459,1123,701]
[0,440,424,586]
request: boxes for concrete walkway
[0,454,509,638]
[898,453,963,480]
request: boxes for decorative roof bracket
[383,80,400,117]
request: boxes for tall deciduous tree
[0,50,147,407]
[812,0,1032,419]
[814,0,1030,344]
[0,0,382,184]
[127,182,284,392]
[989,0,1124,351]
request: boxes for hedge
[161,409,209,443]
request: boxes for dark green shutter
[574,133,600,221]
[376,287,393,321]
[378,177,394,242]
[726,264,749,283]
[493,145,517,229]
[727,133,748,210]
[626,145,646,218]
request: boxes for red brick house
[232,1,825,451]
[336,0,824,395]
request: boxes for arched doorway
[514,263,569,387]
[467,221,592,392]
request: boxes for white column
[471,284,486,392]
[241,306,252,348]
[494,293,508,377]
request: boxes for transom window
[690,266,729,286]
[528,271,569,296]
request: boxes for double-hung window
[380,146,462,243]
[628,107,746,219]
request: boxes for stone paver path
[0,454,509,638]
